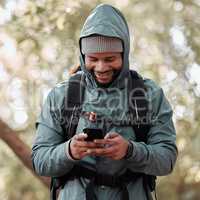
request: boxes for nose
[96,60,108,73]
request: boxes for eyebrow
[87,56,98,59]
[105,56,115,59]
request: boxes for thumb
[105,132,119,139]
[75,133,87,141]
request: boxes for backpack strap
[129,70,157,197]
[128,70,151,142]
[50,72,85,200]
[61,72,85,140]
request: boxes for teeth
[95,71,113,78]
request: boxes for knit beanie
[81,35,123,54]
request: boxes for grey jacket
[32,4,178,200]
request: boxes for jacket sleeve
[127,81,178,176]
[31,86,78,177]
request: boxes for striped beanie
[81,35,123,54]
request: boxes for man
[32,4,177,200]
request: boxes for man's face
[85,52,123,84]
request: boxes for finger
[105,134,124,143]
[101,151,116,157]
[77,147,89,152]
[101,146,117,155]
[88,145,116,156]
[94,138,118,146]
[74,133,88,141]
[87,147,106,155]
[104,133,112,139]
[71,147,89,159]
[106,132,119,139]
[101,150,119,159]
[93,139,111,145]
[74,140,97,148]
[99,144,120,157]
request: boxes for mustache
[94,70,113,75]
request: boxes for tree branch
[0,119,50,188]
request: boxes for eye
[105,57,115,62]
[90,58,98,62]
[87,57,98,62]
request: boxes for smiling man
[82,36,123,87]
[32,4,178,200]
[85,51,122,86]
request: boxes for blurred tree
[0,0,200,200]
[122,1,200,199]
[0,119,50,187]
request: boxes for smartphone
[83,128,104,141]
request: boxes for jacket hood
[79,4,130,88]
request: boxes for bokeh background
[0,0,200,199]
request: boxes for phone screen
[83,128,104,141]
